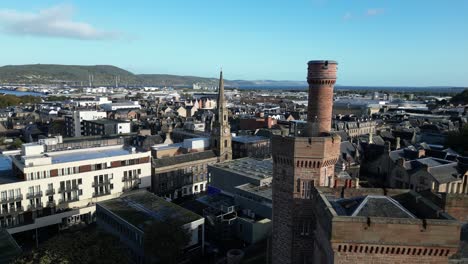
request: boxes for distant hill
[0,64,307,88]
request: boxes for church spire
[217,69,225,111]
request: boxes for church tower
[211,70,232,162]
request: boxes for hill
[0,64,306,88]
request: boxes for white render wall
[1,147,151,233]
[117,122,131,134]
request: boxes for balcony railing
[0,206,24,216]
[58,186,80,193]
[122,175,140,182]
[27,204,43,211]
[92,190,111,197]
[26,191,43,199]
[45,189,55,196]
[58,197,79,204]
[92,180,111,187]
[0,194,23,203]
[46,200,56,207]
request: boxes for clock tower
[211,70,232,162]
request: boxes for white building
[100,101,141,111]
[0,137,151,234]
[69,97,111,107]
[64,110,107,137]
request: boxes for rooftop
[153,150,216,168]
[232,136,270,144]
[86,119,129,125]
[210,158,273,180]
[330,195,416,219]
[49,145,136,164]
[98,190,202,231]
[235,183,272,200]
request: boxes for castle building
[210,70,232,162]
[271,60,462,263]
[271,60,342,264]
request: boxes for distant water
[0,89,45,97]
[236,86,465,93]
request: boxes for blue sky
[0,0,467,86]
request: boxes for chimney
[396,137,401,149]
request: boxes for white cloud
[366,8,385,16]
[0,4,118,40]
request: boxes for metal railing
[26,191,43,199]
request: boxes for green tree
[446,124,468,155]
[450,89,468,105]
[11,138,23,149]
[144,219,191,264]
[13,229,128,264]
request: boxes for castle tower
[271,60,341,264]
[211,70,232,162]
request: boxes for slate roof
[428,163,461,184]
[330,195,416,219]
[152,150,216,167]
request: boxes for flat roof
[235,183,272,200]
[49,146,136,164]
[232,136,269,144]
[99,190,202,230]
[210,158,272,180]
[86,119,129,125]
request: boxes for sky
[0,0,467,86]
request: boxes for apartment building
[64,110,107,137]
[82,119,131,136]
[0,136,151,234]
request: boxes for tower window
[224,115,227,121]
[224,140,227,148]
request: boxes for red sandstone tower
[306,60,337,136]
[271,60,341,264]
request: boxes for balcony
[58,197,79,204]
[58,186,80,193]
[0,206,24,216]
[26,191,43,199]
[27,204,43,211]
[92,190,111,197]
[92,180,111,187]
[45,189,56,196]
[46,200,56,207]
[122,175,140,182]
[0,194,23,203]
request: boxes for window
[301,180,312,199]
[300,219,311,236]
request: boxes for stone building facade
[310,187,461,264]
[211,70,232,162]
[271,61,341,264]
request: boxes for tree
[11,138,23,149]
[446,124,468,156]
[144,219,191,264]
[13,229,128,264]
[450,89,468,105]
